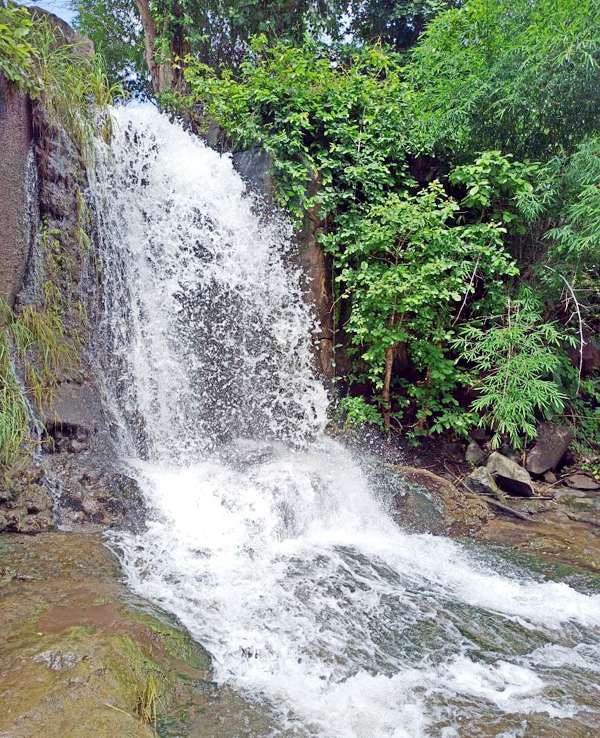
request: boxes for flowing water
[90,105,600,738]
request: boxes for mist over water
[90,105,600,737]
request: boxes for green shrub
[0,296,76,468]
[0,2,39,96]
[338,396,386,433]
[452,299,573,449]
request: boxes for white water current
[90,105,600,737]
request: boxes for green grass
[28,17,123,162]
[0,299,76,469]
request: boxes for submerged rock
[525,423,573,475]
[487,452,535,497]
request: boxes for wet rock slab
[0,532,274,738]
[394,465,491,536]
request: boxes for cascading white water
[90,105,600,738]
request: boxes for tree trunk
[134,0,188,94]
[382,344,395,433]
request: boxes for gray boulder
[565,474,600,491]
[465,466,504,500]
[465,441,485,466]
[487,452,535,496]
[526,423,573,475]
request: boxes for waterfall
[90,105,600,738]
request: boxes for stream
[89,105,600,738]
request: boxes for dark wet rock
[565,474,600,491]
[0,457,54,533]
[465,441,485,466]
[465,466,504,500]
[232,148,275,199]
[487,452,534,497]
[470,427,488,443]
[42,452,146,529]
[526,423,573,475]
[394,465,491,537]
[499,445,521,463]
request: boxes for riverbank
[0,531,277,738]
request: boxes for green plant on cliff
[0,2,39,95]
[180,38,412,221]
[0,299,76,468]
[28,17,122,160]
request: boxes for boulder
[394,466,491,536]
[543,471,558,484]
[465,441,485,466]
[565,474,600,491]
[526,423,573,475]
[465,466,504,500]
[487,451,535,496]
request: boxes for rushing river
[89,105,600,738]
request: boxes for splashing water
[90,106,600,737]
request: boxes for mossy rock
[0,532,274,737]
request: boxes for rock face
[0,74,33,309]
[394,465,491,536]
[231,147,334,380]
[0,457,54,533]
[0,12,142,533]
[525,423,573,475]
[487,452,535,496]
[232,148,275,199]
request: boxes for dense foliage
[410,0,600,160]
[175,1,599,448]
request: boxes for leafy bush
[0,1,39,95]
[181,38,412,221]
[452,299,572,449]
[327,180,517,427]
[338,396,385,432]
